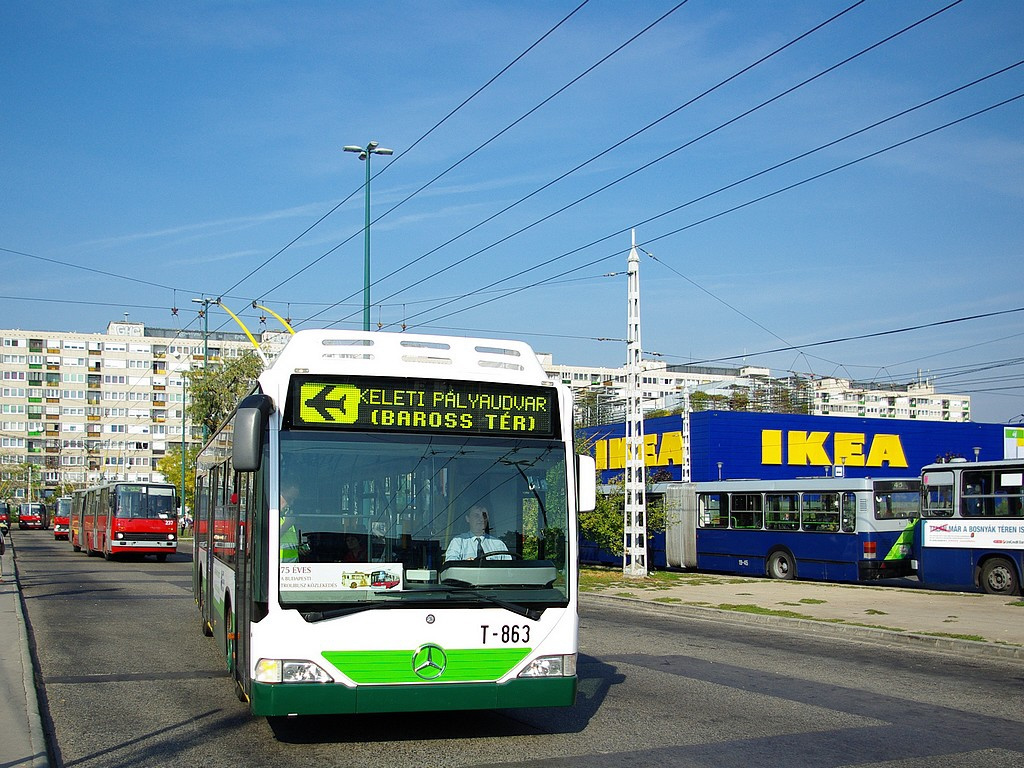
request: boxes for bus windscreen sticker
[288,376,557,438]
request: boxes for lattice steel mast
[623,230,647,577]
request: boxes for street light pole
[343,141,393,331]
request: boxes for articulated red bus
[18,502,50,530]
[53,496,72,540]
[80,482,178,561]
[69,489,86,552]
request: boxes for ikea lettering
[761,430,908,468]
[595,430,683,471]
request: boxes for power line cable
[229,0,599,301]
[365,0,969,329]
[315,0,870,328]
[290,1,693,321]
[676,306,1024,366]
[0,247,178,291]
[404,86,1024,332]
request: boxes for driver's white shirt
[444,533,510,561]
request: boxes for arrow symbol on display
[305,386,349,421]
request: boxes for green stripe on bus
[322,647,532,684]
[883,518,919,561]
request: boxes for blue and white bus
[665,477,919,582]
[917,459,1023,595]
[194,329,595,717]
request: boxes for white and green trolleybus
[194,329,595,717]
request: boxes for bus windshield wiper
[300,589,542,622]
[301,595,403,622]
[417,585,543,621]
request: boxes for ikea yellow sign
[594,431,683,470]
[761,430,908,468]
[591,427,910,472]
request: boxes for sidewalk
[0,533,49,768]
[581,569,1024,660]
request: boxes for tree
[156,444,202,515]
[578,472,668,559]
[1,461,43,502]
[167,352,264,513]
[186,352,264,436]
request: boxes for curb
[9,537,52,768]
[580,591,1024,661]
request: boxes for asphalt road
[14,530,1024,767]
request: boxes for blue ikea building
[578,410,1013,565]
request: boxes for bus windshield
[278,431,569,607]
[873,480,920,519]
[115,485,177,519]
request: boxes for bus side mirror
[577,454,596,512]
[233,394,275,472]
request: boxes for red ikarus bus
[18,502,50,530]
[80,482,178,562]
[53,496,72,540]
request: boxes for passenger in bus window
[342,531,368,563]
[444,503,510,561]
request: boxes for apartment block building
[0,318,972,501]
[0,320,259,499]
[541,358,972,425]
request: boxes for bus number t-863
[481,624,531,644]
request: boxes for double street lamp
[343,140,393,331]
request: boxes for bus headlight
[518,653,576,678]
[254,659,334,684]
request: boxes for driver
[444,503,510,561]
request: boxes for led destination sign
[288,376,558,438]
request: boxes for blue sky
[2,1,1022,422]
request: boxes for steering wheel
[478,550,522,561]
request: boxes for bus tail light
[863,541,877,560]
[518,653,576,678]
[255,658,333,684]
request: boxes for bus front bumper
[249,676,578,717]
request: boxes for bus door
[195,476,216,634]
[230,474,252,698]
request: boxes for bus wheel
[767,550,796,580]
[979,558,1020,596]
[156,553,168,563]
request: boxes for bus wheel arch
[767,548,796,580]
[978,556,1020,596]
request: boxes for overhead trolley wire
[408,86,1023,337]
[230,0,597,302]
[298,0,695,325]
[353,0,967,331]
[316,0,868,328]
[398,59,1018,333]
[679,306,1024,367]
